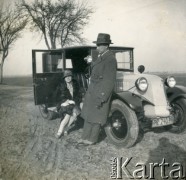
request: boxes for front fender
[166,85,186,103]
[114,92,143,112]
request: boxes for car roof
[32,45,134,52]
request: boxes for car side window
[65,59,73,69]
[114,51,132,70]
[42,53,63,73]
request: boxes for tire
[104,99,139,148]
[166,99,186,133]
[38,104,56,120]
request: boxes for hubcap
[109,110,128,139]
[112,119,122,129]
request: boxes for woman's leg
[67,113,77,127]
[66,106,80,129]
[56,114,71,136]
[63,115,76,136]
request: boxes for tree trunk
[0,63,3,84]
[43,33,51,50]
[0,56,5,84]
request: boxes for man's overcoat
[81,50,117,125]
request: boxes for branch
[0,4,27,61]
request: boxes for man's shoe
[77,139,94,145]
[77,139,85,143]
[84,140,94,145]
[76,142,89,147]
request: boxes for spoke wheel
[105,99,139,148]
[109,110,128,140]
[166,99,186,133]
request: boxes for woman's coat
[55,79,82,108]
[81,50,117,125]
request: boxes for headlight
[135,77,148,92]
[165,76,176,88]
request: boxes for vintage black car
[32,46,186,148]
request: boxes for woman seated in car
[55,70,82,138]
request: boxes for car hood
[116,72,168,106]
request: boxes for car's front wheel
[166,99,186,133]
[104,100,139,148]
[38,104,56,120]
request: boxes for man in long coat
[80,33,117,145]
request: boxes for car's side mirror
[138,65,145,74]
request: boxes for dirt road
[0,85,186,180]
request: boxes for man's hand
[96,98,103,109]
[84,55,92,63]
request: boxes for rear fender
[166,85,186,103]
[114,92,143,112]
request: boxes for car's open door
[32,49,64,106]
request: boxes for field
[3,76,33,87]
[152,72,186,86]
[0,73,186,179]
[3,73,186,87]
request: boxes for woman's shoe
[64,130,68,136]
[55,132,62,139]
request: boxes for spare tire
[39,104,56,120]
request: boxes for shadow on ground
[145,137,186,179]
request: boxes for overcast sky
[1,0,186,76]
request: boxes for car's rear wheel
[104,100,139,148]
[166,99,186,133]
[39,104,55,120]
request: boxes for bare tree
[0,6,27,84]
[20,0,93,49]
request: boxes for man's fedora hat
[93,33,113,45]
